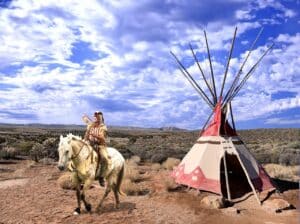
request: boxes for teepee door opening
[220,153,252,199]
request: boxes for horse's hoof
[73,207,81,215]
[86,204,92,212]
[115,204,120,209]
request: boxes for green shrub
[0,146,17,159]
[13,140,35,154]
[30,143,44,162]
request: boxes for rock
[262,198,292,213]
[201,195,225,209]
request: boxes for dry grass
[130,155,141,164]
[162,174,179,192]
[121,179,142,196]
[264,163,300,182]
[122,156,151,195]
[162,157,180,170]
[151,163,161,171]
[125,158,141,182]
[57,172,77,190]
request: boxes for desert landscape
[0,124,299,224]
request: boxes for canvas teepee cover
[172,102,274,198]
[170,28,275,203]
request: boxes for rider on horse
[83,111,111,187]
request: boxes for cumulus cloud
[0,0,299,129]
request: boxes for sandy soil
[0,159,298,224]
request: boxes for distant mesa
[159,126,186,131]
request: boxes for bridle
[70,138,93,161]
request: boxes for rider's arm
[84,124,92,141]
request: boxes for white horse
[57,134,125,214]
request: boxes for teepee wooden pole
[171,51,215,108]
[223,151,232,200]
[220,27,237,99]
[177,66,214,109]
[204,30,217,104]
[236,153,261,205]
[189,43,215,102]
[229,102,236,131]
[226,43,274,105]
[222,27,264,105]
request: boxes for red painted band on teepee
[251,165,275,191]
[201,102,222,136]
[172,164,221,194]
[201,101,237,137]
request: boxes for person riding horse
[83,111,111,187]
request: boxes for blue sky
[0,0,299,129]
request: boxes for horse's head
[57,135,73,171]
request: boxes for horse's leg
[74,184,81,215]
[113,183,120,209]
[81,178,92,212]
[72,172,81,215]
[96,185,112,212]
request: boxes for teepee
[171,27,275,204]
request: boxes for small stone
[201,195,225,209]
[262,198,291,213]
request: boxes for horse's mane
[65,133,91,148]
[66,133,82,141]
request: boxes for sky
[0,0,299,130]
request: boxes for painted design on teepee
[172,164,221,194]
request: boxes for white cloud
[0,0,299,129]
[265,117,300,125]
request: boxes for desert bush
[30,143,44,162]
[285,141,300,149]
[264,164,300,182]
[121,179,149,196]
[270,151,280,164]
[0,136,6,144]
[42,137,58,160]
[13,140,35,154]
[121,179,140,195]
[162,157,180,170]
[0,146,17,159]
[150,153,167,163]
[278,152,300,166]
[114,143,127,149]
[255,153,272,164]
[57,172,77,190]
[125,160,140,182]
[163,175,179,191]
[130,155,141,164]
[151,163,161,171]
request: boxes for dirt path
[0,160,298,224]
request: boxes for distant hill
[0,123,188,132]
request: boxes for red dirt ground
[0,160,299,224]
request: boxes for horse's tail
[116,163,126,196]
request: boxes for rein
[70,139,94,161]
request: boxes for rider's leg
[98,145,111,186]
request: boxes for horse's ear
[60,135,63,140]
